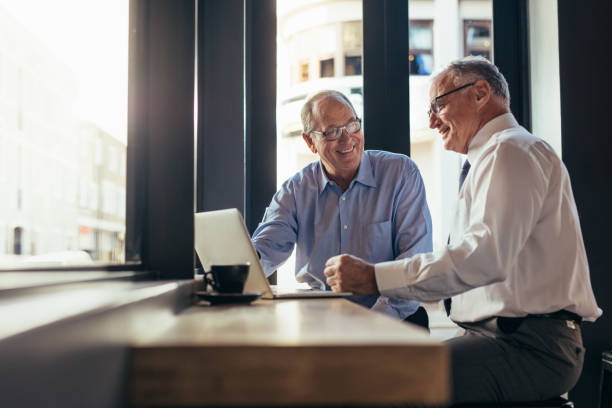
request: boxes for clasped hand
[324,254,379,294]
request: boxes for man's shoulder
[485,128,560,170]
[495,126,538,145]
[493,128,557,158]
[365,150,418,175]
[281,161,321,190]
[365,150,415,167]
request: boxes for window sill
[0,270,152,293]
[0,274,197,341]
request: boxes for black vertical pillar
[558,1,612,406]
[363,0,411,155]
[492,0,531,131]
[127,0,195,279]
[244,0,277,235]
[197,0,245,213]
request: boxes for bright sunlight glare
[0,0,128,141]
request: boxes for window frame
[492,0,531,130]
[1,0,196,279]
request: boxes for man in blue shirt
[252,90,432,322]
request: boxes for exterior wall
[77,122,126,262]
[0,6,79,263]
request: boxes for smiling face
[428,73,482,154]
[302,96,364,184]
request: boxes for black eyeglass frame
[310,118,362,142]
[427,82,476,117]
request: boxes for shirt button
[341,197,346,201]
[344,225,348,230]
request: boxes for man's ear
[302,133,317,154]
[474,79,491,109]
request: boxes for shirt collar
[317,152,377,194]
[466,112,519,164]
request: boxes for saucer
[195,291,263,305]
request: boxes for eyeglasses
[310,118,361,142]
[427,82,476,118]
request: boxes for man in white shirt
[323,56,601,403]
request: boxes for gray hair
[301,90,357,134]
[433,55,510,105]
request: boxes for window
[320,58,335,78]
[464,20,492,59]
[409,20,433,75]
[345,56,362,76]
[0,1,197,279]
[299,62,309,82]
[276,0,363,288]
[0,0,128,269]
[13,227,23,255]
[408,1,492,251]
[343,21,362,76]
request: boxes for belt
[526,310,582,324]
[496,310,582,334]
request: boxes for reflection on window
[0,1,128,269]
[409,20,433,75]
[464,20,492,60]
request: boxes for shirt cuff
[374,259,409,295]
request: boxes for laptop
[194,208,352,299]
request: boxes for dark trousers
[403,306,429,331]
[447,316,584,403]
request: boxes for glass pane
[408,0,492,335]
[408,0,493,251]
[0,1,128,268]
[276,0,363,288]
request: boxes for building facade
[0,6,126,267]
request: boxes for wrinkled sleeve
[393,161,433,260]
[376,143,549,302]
[384,159,433,319]
[252,180,299,276]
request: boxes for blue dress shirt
[252,150,433,319]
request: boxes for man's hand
[324,254,379,294]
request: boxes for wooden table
[130,298,450,407]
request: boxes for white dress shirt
[375,113,602,322]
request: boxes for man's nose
[429,113,441,129]
[338,126,350,140]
